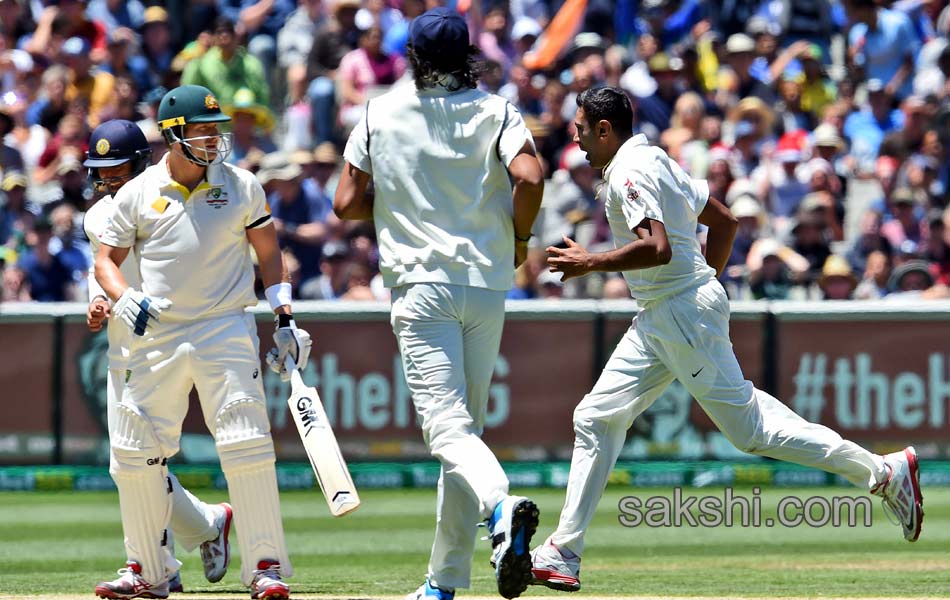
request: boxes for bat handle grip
[284,354,305,389]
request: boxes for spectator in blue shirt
[846,0,920,100]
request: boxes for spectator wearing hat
[846,0,920,101]
[542,145,599,249]
[86,0,146,32]
[753,131,810,222]
[223,87,277,167]
[887,259,935,297]
[182,17,270,108]
[536,268,565,299]
[637,52,683,132]
[723,194,766,297]
[217,0,296,99]
[14,215,76,302]
[126,6,176,93]
[307,141,342,200]
[261,152,331,285]
[789,211,832,283]
[818,254,858,300]
[881,187,925,249]
[0,172,38,252]
[337,24,406,131]
[723,32,776,103]
[811,123,846,165]
[903,153,942,207]
[746,237,810,300]
[61,36,115,128]
[299,239,352,299]
[854,249,892,299]
[306,0,362,145]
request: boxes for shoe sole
[531,568,581,592]
[205,502,233,583]
[94,586,168,600]
[495,499,540,600]
[251,585,290,600]
[905,446,923,542]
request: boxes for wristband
[277,313,295,328]
[515,232,532,243]
[265,282,293,311]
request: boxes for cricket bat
[285,356,361,516]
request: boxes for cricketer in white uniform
[92,86,310,600]
[334,8,545,600]
[530,87,924,592]
[83,120,233,597]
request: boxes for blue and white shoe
[488,495,540,599]
[404,580,455,600]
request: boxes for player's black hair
[576,86,634,138]
[406,44,483,92]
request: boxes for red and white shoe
[250,560,290,600]
[200,502,232,582]
[530,539,581,592]
[94,561,169,599]
[873,446,924,542]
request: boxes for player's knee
[421,407,475,449]
[573,397,609,436]
[110,403,164,474]
[214,398,276,468]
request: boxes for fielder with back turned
[93,85,312,600]
[334,7,545,600]
[529,87,924,592]
[84,119,233,598]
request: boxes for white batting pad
[214,399,291,585]
[167,472,217,552]
[110,402,175,584]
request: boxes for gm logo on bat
[296,396,326,436]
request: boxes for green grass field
[1,486,948,599]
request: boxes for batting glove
[267,315,312,380]
[113,288,172,336]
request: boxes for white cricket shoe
[94,561,169,599]
[404,579,455,600]
[487,495,539,599]
[872,446,923,542]
[200,502,233,582]
[530,539,581,592]
[250,560,290,600]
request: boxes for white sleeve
[98,188,137,248]
[614,162,664,230]
[245,177,272,229]
[343,104,373,174]
[497,102,535,167]
[690,177,710,214]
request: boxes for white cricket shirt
[84,195,142,366]
[603,134,716,303]
[98,153,272,322]
[343,83,534,291]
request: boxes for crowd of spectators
[1,0,949,304]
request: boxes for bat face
[287,376,361,517]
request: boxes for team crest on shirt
[206,186,228,208]
[624,178,640,202]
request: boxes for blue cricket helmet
[84,119,151,169]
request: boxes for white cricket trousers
[550,279,888,555]
[390,283,510,590]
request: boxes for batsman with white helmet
[530,87,924,593]
[335,7,545,600]
[84,119,234,597]
[93,85,311,600]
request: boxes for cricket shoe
[872,446,923,542]
[250,560,290,600]
[530,539,580,592]
[200,502,232,582]
[94,561,169,599]
[168,572,182,593]
[404,579,455,600]
[487,495,539,599]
